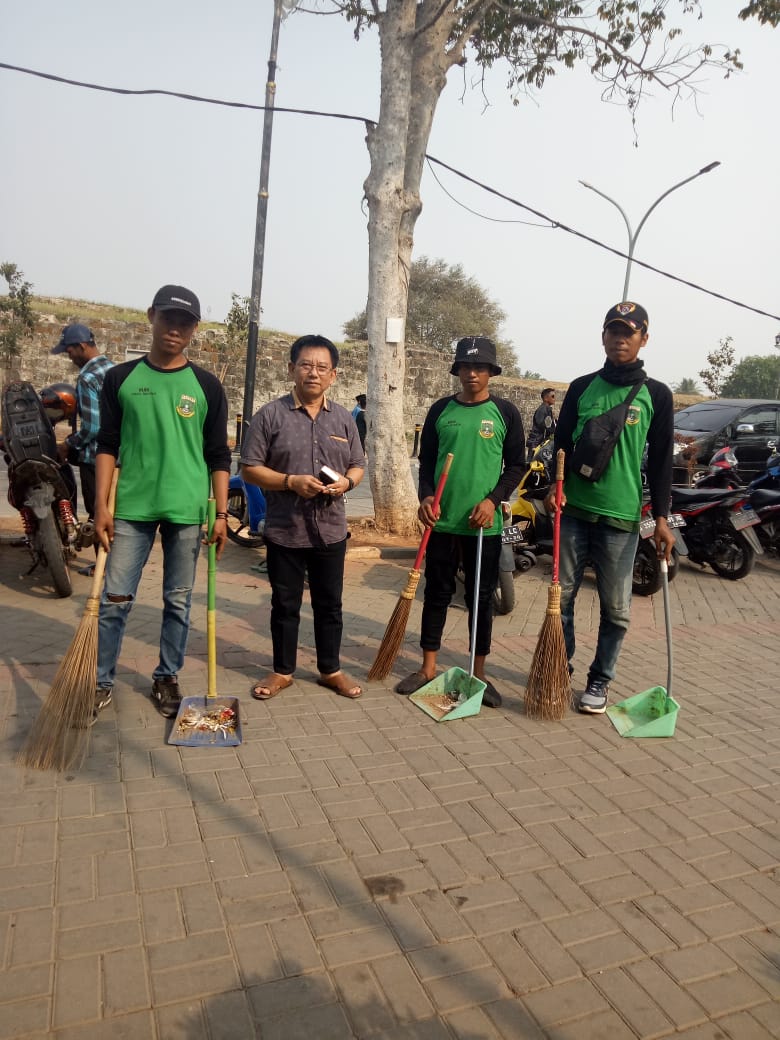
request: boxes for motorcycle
[670,481,762,579]
[226,471,266,548]
[493,502,517,614]
[694,446,780,557]
[508,439,684,596]
[1,380,92,597]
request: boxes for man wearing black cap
[51,324,114,554]
[546,302,674,715]
[92,285,231,723]
[394,336,526,707]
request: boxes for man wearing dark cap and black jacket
[546,302,674,715]
[394,336,526,707]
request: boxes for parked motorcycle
[670,481,762,579]
[226,472,266,548]
[1,380,91,597]
[493,502,517,615]
[508,440,683,596]
[694,446,780,557]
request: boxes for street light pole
[579,162,721,300]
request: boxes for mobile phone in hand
[318,465,340,485]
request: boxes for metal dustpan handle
[207,498,217,700]
[660,556,673,702]
[469,527,484,679]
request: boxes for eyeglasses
[296,362,333,374]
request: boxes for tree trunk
[364,0,461,534]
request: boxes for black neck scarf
[599,358,646,387]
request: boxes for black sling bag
[569,378,645,483]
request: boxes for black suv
[673,399,780,483]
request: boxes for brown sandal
[251,673,294,700]
[317,671,362,699]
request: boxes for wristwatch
[345,476,355,492]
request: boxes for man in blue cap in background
[51,323,114,574]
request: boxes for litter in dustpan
[409,667,485,722]
[168,697,243,747]
[606,686,680,738]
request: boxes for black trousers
[264,537,347,676]
[79,462,96,520]
[420,529,501,657]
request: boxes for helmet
[707,446,738,473]
[40,383,77,424]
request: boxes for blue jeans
[558,513,638,685]
[97,519,202,689]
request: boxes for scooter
[226,471,266,548]
[1,381,91,597]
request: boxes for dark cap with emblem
[603,301,649,333]
[450,336,502,376]
[151,284,201,320]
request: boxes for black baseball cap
[603,302,649,333]
[151,284,201,320]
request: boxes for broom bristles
[367,569,421,680]
[16,595,100,772]
[524,583,571,721]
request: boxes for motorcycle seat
[671,486,744,507]
[751,487,780,510]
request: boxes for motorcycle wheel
[38,510,73,598]
[226,485,265,548]
[492,570,515,615]
[709,530,755,580]
[632,543,679,597]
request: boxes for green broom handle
[207,498,217,699]
[412,452,454,570]
[552,449,565,584]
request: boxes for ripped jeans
[97,519,202,689]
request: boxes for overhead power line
[2,60,778,324]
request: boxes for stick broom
[367,453,453,680]
[524,449,571,720]
[17,472,117,771]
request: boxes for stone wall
[7,313,562,441]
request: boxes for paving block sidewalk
[0,532,779,1039]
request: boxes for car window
[737,407,779,435]
[674,405,741,433]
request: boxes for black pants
[420,530,501,657]
[264,537,347,675]
[79,462,96,520]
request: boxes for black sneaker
[578,678,609,715]
[77,687,113,729]
[151,677,182,718]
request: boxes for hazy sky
[1,1,778,386]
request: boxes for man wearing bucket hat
[93,285,231,724]
[51,324,114,543]
[394,336,526,707]
[545,302,674,715]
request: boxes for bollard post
[411,423,422,458]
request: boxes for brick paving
[0,523,779,1039]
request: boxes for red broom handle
[552,449,565,584]
[413,452,454,569]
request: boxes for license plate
[639,513,686,539]
[730,506,759,530]
[501,522,529,544]
[13,422,38,440]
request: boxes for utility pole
[239,0,285,448]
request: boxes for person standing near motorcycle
[527,388,557,452]
[93,285,230,722]
[51,324,114,574]
[546,302,674,715]
[394,336,526,707]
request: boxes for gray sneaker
[78,687,112,729]
[578,678,609,715]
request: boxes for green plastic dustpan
[409,529,486,723]
[409,667,485,722]
[606,557,679,739]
